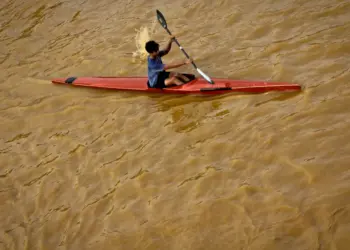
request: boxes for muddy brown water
[1,0,350,249]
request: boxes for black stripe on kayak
[200,87,232,91]
[65,77,77,84]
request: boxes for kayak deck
[51,75,301,95]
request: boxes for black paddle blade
[156,9,167,29]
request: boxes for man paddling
[145,36,192,88]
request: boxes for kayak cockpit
[146,73,197,89]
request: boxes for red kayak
[51,74,301,95]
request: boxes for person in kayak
[145,36,192,88]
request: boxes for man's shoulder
[148,56,162,64]
[158,50,168,57]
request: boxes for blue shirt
[147,50,166,87]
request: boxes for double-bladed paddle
[156,9,214,84]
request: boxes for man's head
[145,40,159,57]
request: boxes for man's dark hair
[145,41,159,53]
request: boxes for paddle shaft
[156,9,214,84]
[164,28,198,69]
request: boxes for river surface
[1,0,350,249]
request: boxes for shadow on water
[253,91,303,107]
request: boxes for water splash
[132,21,157,62]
